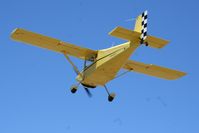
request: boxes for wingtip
[10,28,21,40]
[180,71,187,77]
[169,71,187,80]
[108,26,120,36]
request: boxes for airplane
[11,10,186,102]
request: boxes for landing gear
[70,83,80,94]
[104,85,116,102]
[70,81,116,101]
[70,85,78,93]
[145,42,149,46]
[108,93,116,102]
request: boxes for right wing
[11,28,97,60]
[123,60,186,80]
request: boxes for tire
[70,86,77,93]
[108,95,114,102]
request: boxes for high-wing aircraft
[11,11,186,102]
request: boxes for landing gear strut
[104,85,116,102]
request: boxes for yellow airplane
[11,11,186,102]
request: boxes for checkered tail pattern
[140,10,148,44]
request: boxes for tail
[109,10,169,49]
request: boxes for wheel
[70,86,77,93]
[108,93,116,102]
[145,42,149,46]
[108,95,114,102]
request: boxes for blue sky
[0,0,199,133]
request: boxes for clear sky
[0,0,199,133]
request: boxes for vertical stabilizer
[134,10,148,44]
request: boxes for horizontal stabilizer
[109,26,169,49]
[109,26,140,42]
[146,35,169,49]
[123,60,186,80]
[11,28,97,60]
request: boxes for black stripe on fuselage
[82,47,127,73]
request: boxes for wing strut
[64,54,92,97]
[113,69,133,80]
[64,54,81,76]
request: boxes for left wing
[11,28,97,60]
[123,60,186,80]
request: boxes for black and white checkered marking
[140,10,148,44]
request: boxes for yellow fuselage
[76,42,139,87]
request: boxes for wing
[123,60,186,80]
[11,28,97,60]
[109,26,169,49]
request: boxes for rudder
[134,10,148,44]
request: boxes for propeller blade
[84,87,92,97]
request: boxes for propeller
[82,59,92,97]
[83,87,92,97]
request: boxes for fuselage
[76,41,139,87]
